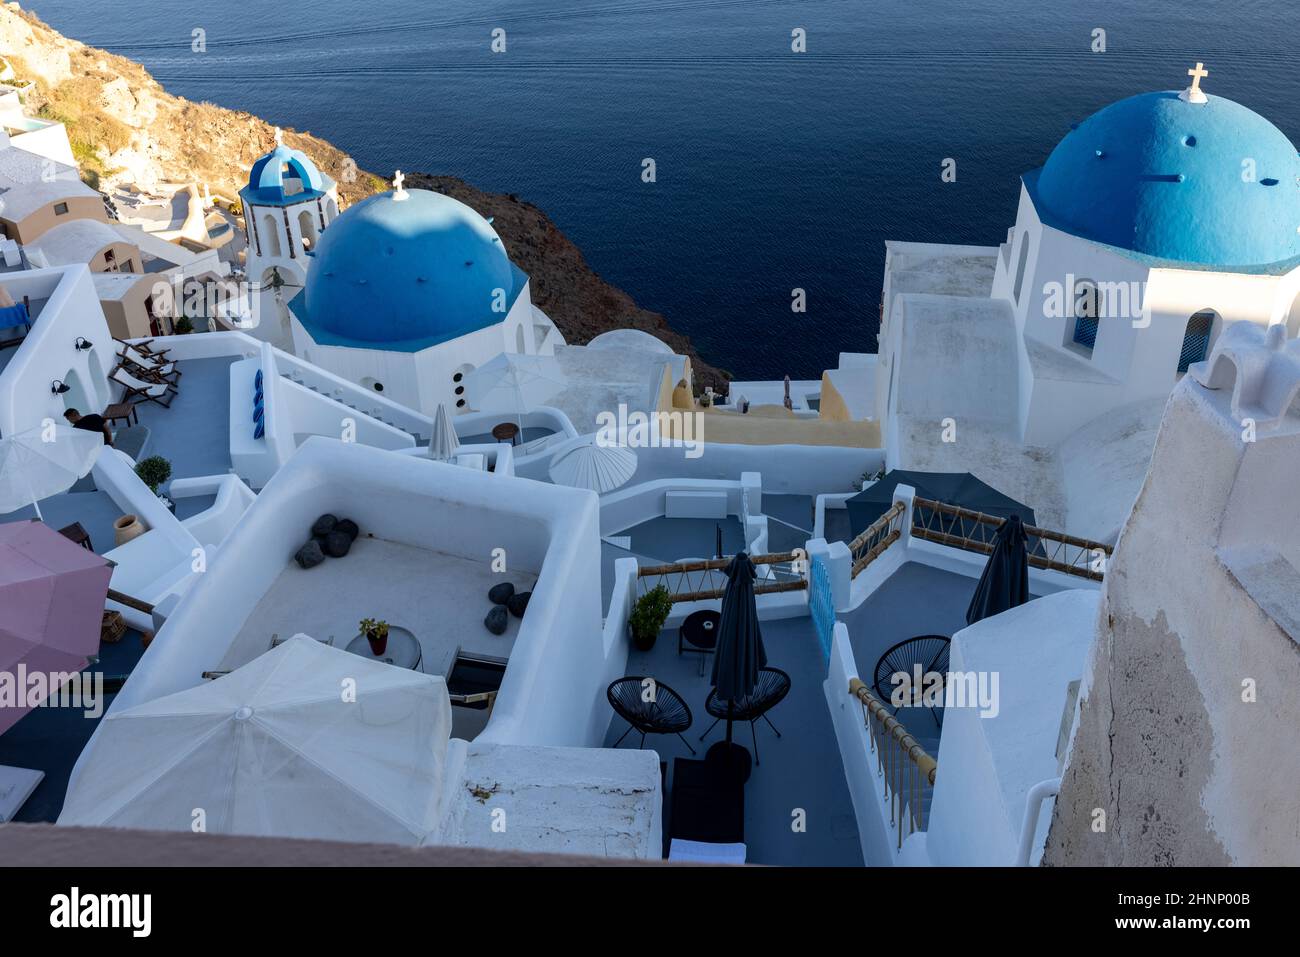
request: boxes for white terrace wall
[94,439,609,753]
[0,265,114,436]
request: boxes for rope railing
[848,501,906,578]
[636,550,809,603]
[910,497,1113,581]
[849,677,938,850]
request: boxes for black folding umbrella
[966,514,1031,625]
[708,552,767,781]
[846,469,1037,541]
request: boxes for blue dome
[244,143,328,206]
[1030,92,1300,271]
[293,189,523,351]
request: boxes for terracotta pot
[113,514,147,546]
[366,633,388,656]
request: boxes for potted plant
[628,585,673,652]
[134,455,173,510]
[360,618,389,656]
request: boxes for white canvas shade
[549,440,638,494]
[0,425,103,520]
[59,636,454,845]
[464,353,567,423]
[426,402,461,463]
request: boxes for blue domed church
[286,173,558,417]
[981,65,1300,446]
[861,67,1300,539]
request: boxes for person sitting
[63,408,113,446]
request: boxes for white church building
[990,63,1300,447]
[286,174,559,417]
[866,65,1300,540]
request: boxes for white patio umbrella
[58,637,454,846]
[549,439,638,494]
[426,402,461,463]
[0,424,103,520]
[464,353,567,428]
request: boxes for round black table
[679,609,721,676]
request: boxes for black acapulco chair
[699,667,792,766]
[607,676,696,755]
[874,634,951,730]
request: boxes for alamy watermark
[889,665,1000,719]
[1041,273,1152,328]
[0,667,103,719]
[595,403,705,459]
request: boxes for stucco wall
[1043,380,1300,865]
[2,194,106,244]
[0,265,114,435]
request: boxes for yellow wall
[663,403,881,448]
[818,371,853,422]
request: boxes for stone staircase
[280,369,426,444]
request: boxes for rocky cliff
[0,5,726,389]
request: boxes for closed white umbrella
[549,439,638,494]
[426,403,461,463]
[0,424,103,520]
[464,353,567,426]
[59,636,453,845]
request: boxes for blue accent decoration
[253,420,265,440]
[0,302,31,332]
[254,386,263,404]
[1179,311,1214,373]
[809,556,835,663]
[1072,313,1099,350]
[242,142,328,207]
[255,368,263,389]
[253,404,263,423]
[290,189,526,353]
[1029,92,1300,271]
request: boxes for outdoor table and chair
[698,666,791,766]
[607,676,696,755]
[103,401,139,429]
[343,625,423,671]
[678,608,721,675]
[491,422,520,446]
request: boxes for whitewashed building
[287,176,558,417]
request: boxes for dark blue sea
[26,0,1300,378]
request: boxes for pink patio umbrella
[0,520,112,735]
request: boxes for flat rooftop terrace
[219,536,537,681]
[840,560,1045,758]
[126,354,235,481]
[604,614,863,866]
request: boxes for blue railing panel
[810,555,836,662]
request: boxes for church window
[1178,310,1216,373]
[1071,280,1100,352]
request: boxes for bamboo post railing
[910,497,1113,581]
[847,501,905,578]
[636,550,809,603]
[849,677,938,850]
[106,588,154,615]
